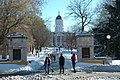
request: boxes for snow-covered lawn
[0,47,120,80]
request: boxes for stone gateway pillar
[76,32,94,61]
[7,33,28,63]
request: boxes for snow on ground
[0,47,120,80]
[0,64,25,74]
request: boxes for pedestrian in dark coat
[59,54,65,74]
[53,55,56,62]
[71,54,76,73]
[44,57,50,74]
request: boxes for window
[13,49,21,60]
[82,48,90,58]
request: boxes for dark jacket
[59,55,65,66]
[44,57,50,66]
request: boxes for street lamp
[106,35,111,40]
[106,35,111,56]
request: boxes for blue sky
[41,0,100,32]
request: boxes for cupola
[56,11,62,20]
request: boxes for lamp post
[106,35,111,56]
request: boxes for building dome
[56,15,62,20]
[56,11,62,20]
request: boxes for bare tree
[0,0,44,45]
[67,0,93,32]
[65,32,76,51]
[30,16,51,52]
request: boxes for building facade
[51,12,64,47]
[51,12,76,50]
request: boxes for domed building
[55,12,63,33]
[51,12,76,49]
[52,12,64,47]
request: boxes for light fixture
[106,35,111,39]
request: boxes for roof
[56,15,62,20]
[7,33,27,39]
[75,32,94,37]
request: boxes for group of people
[44,53,76,74]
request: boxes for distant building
[51,12,65,47]
[50,12,76,49]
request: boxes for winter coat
[59,55,65,66]
[71,55,76,63]
[44,57,50,66]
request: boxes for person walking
[71,54,76,73]
[44,56,50,74]
[53,55,56,62]
[59,54,65,74]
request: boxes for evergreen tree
[92,0,120,58]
